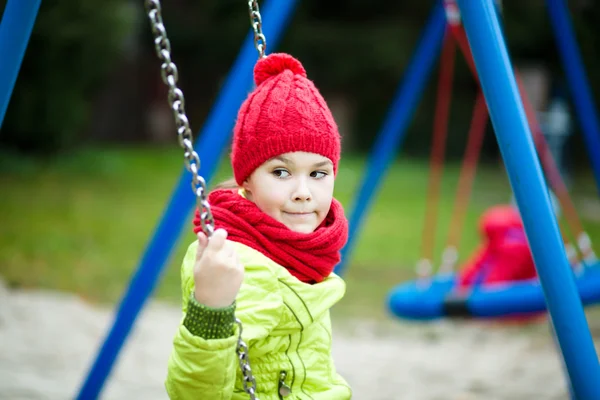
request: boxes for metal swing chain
[248,0,267,58]
[144,1,258,398]
[144,0,214,237]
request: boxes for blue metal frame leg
[75,0,297,398]
[545,0,600,197]
[0,0,42,128]
[548,319,576,400]
[335,2,447,276]
[456,1,600,398]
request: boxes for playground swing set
[1,0,600,399]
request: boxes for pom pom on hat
[231,53,341,185]
[253,53,307,86]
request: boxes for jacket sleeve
[456,245,488,288]
[165,241,284,400]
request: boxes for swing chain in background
[248,0,267,58]
[144,1,258,399]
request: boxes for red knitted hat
[231,53,341,185]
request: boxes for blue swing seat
[387,260,600,320]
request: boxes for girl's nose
[292,178,311,201]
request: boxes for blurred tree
[0,0,135,154]
[149,0,600,162]
[2,0,600,164]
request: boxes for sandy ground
[1,279,598,400]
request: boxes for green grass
[1,145,599,320]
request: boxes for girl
[165,53,352,399]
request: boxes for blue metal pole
[548,320,577,400]
[545,0,600,197]
[335,3,446,276]
[75,0,297,398]
[0,0,42,129]
[455,1,600,398]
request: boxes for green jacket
[165,240,352,399]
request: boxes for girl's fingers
[196,232,209,260]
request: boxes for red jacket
[457,205,538,288]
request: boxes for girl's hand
[193,229,244,308]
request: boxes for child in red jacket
[457,205,538,288]
[456,205,543,323]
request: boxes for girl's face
[243,152,335,233]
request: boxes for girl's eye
[311,171,327,179]
[273,169,290,178]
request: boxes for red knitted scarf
[193,189,349,283]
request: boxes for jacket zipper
[278,370,292,398]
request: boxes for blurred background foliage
[0,0,134,153]
[1,0,599,164]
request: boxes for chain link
[248,0,267,58]
[144,1,258,398]
[145,0,215,238]
[235,318,259,397]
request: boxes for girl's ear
[242,178,251,193]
